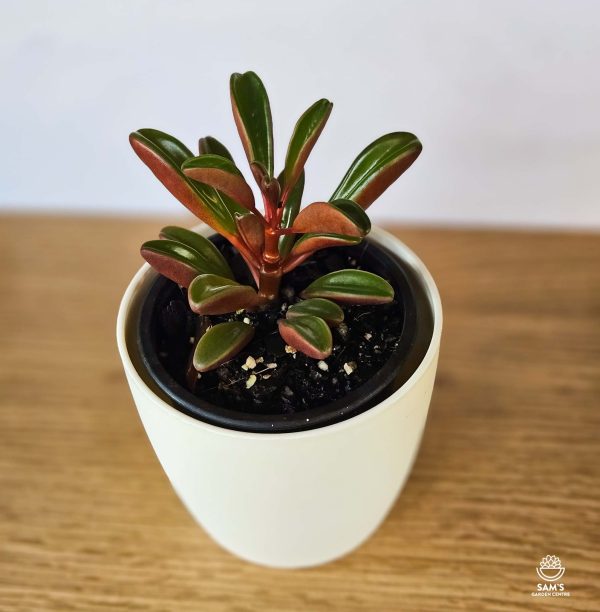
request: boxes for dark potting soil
[152,242,406,416]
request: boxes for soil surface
[153,243,405,415]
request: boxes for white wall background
[1,0,599,228]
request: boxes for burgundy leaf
[292,202,363,237]
[236,214,265,256]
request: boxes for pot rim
[116,225,443,440]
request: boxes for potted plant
[117,71,442,568]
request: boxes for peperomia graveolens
[131,71,422,370]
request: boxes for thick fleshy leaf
[289,233,362,257]
[292,200,369,237]
[249,160,268,186]
[158,226,234,280]
[129,129,195,208]
[286,298,344,326]
[188,274,258,315]
[254,172,281,213]
[278,315,332,359]
[191,181,248,235]
[236,213,264,255]
[230,71,274,177]
[330,199,371,235]
[282,99,332,200]
[278,170,304,257]
[182,155,255,210]
[193,321,255,372]
[133,128,192,165]
[130,129,238,236]
[301,269,394,304]
[141,239,219,287]
[198,136,234,161]
[331,132,422,208]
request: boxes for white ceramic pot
[116,226,442,568]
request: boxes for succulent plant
[131,71,421,370]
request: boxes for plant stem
[258,226,282,302]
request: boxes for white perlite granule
[343,361,357,375]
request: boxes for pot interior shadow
[137,236,434,433]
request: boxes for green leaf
[198,136,234,161]
[278,315,332,359]
[182,154,255,210]
[135,128,193,165]
[130,129,239,236]
[286,298,344,326]
[331,132,422,208]
[191,181,248,235]
[193,321,255,372]
[282,99,332,199]
[230,71,274,177]
[278,170,304,258]
[158,226,234,280]
[301,269,394,304]
[141,239,222,287]
[188,274,258,315]
[290,233,362,257]
[292,200,369,237]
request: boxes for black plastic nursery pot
[136,234,434,434]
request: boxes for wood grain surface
[1,215,599,611]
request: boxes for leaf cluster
[132,72,421,370]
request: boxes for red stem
[257,226,282,301]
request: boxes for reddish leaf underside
[282,234,362,275]
[130,136,235,238]
[140,248,200,288]
[292,202,363,237]
[353,151,421,208]
[290,233,362,256]
[236,214,265,255]
[182,165,255,210]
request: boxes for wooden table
[1,215,598,611]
